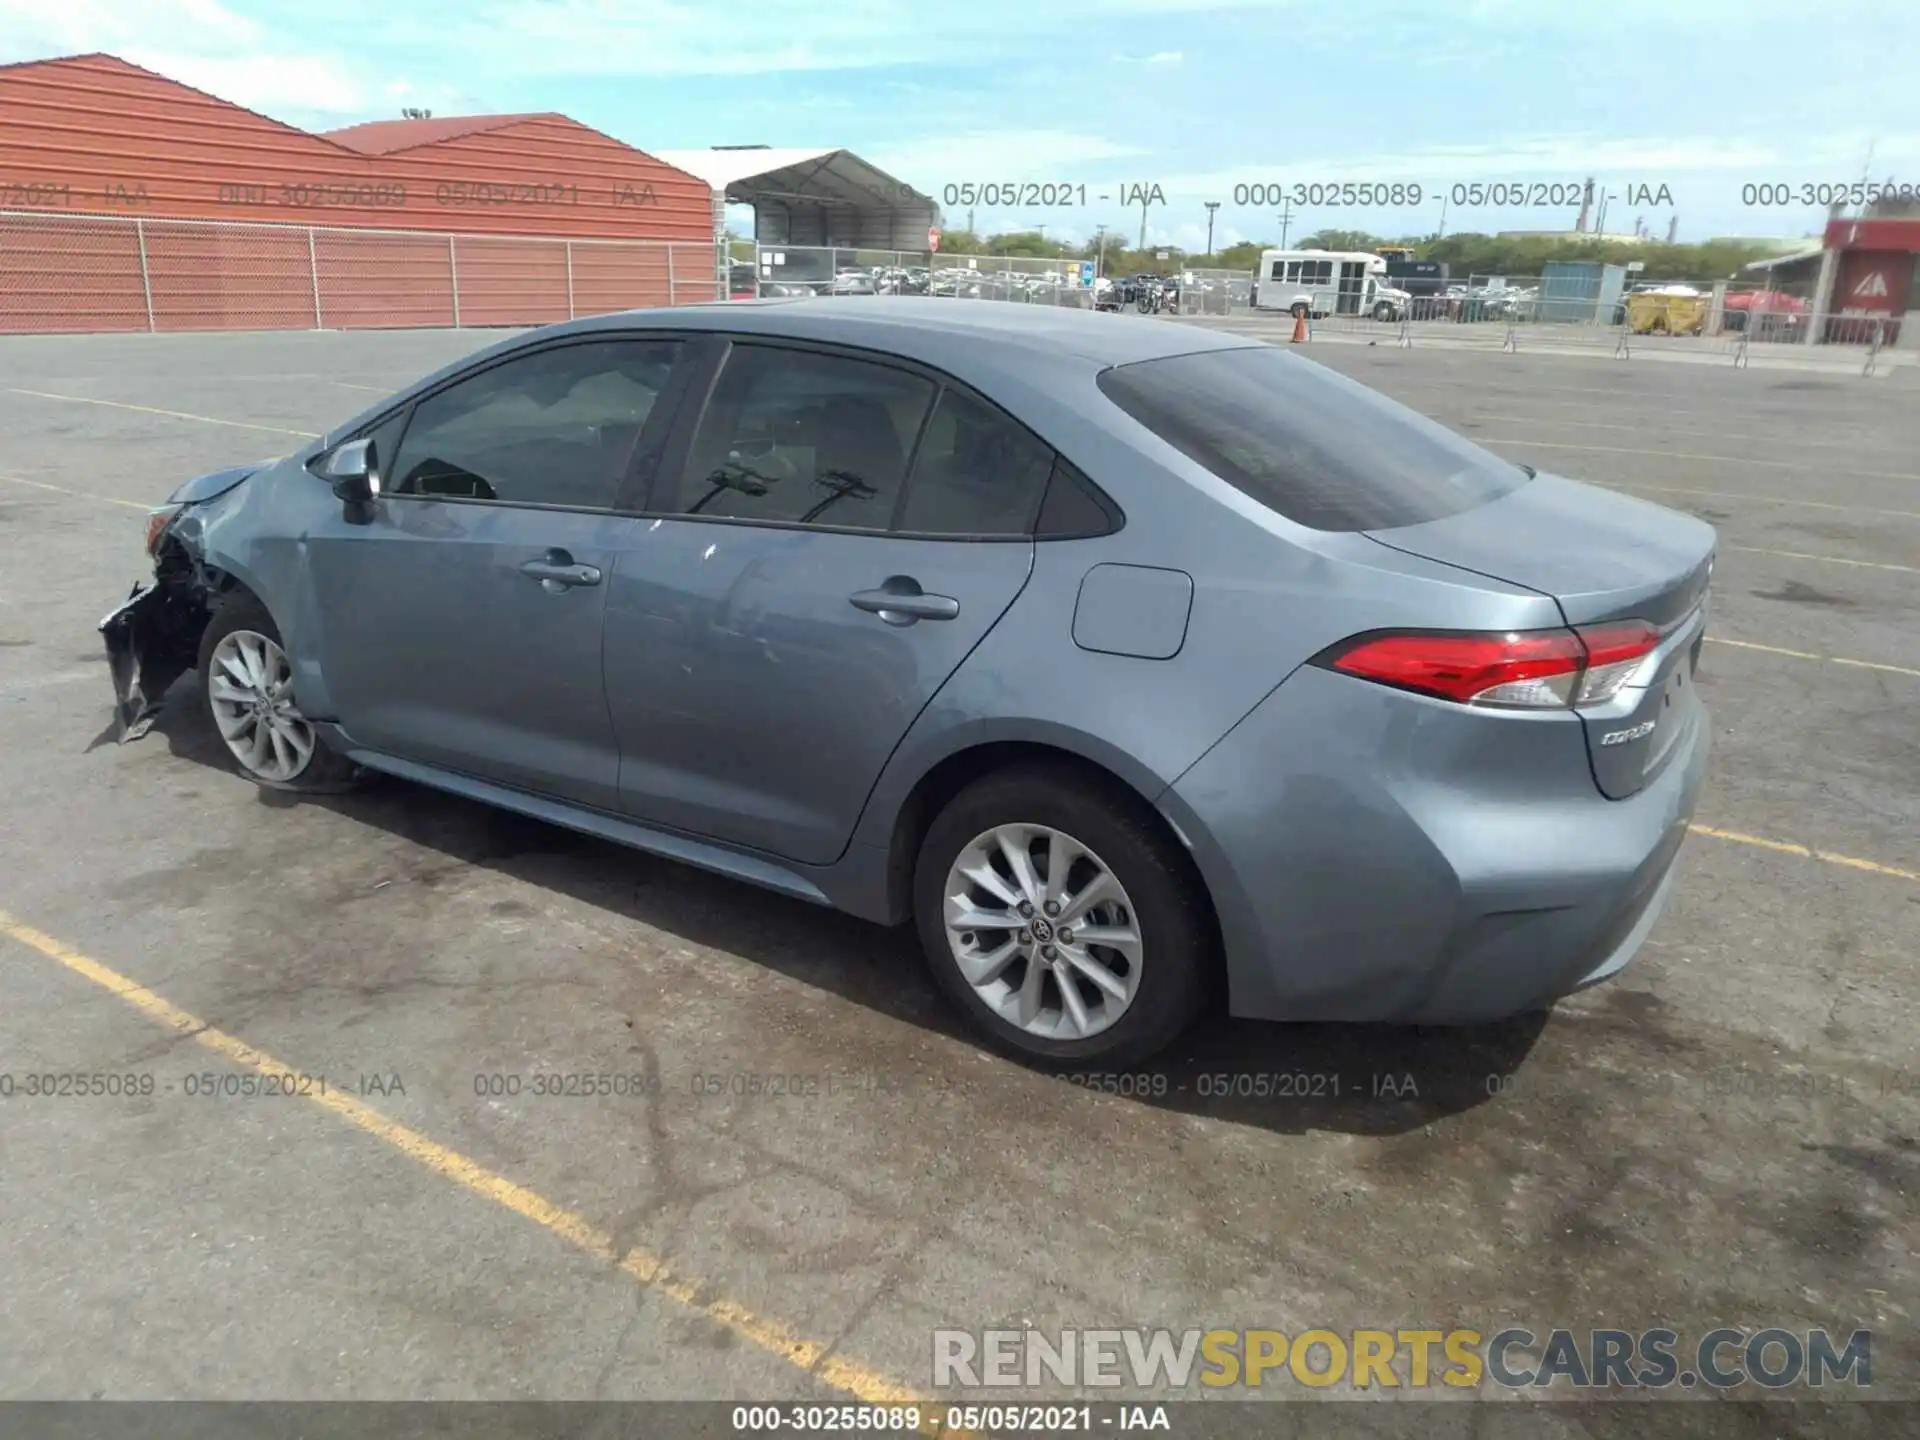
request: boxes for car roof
[562,297,1261,368]
[322,300,1265,446]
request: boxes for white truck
[1252,248,1412,321]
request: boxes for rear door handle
[849,579,960,626]
[520,550,602,590]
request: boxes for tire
[197,591,364,793]
[913,765,1212,1069]
[1373,301,1395,322]
[1290,301,1310,319]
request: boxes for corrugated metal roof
[651,147,931,207]
[1743,246,1826,271]
[323,114,559,155]
[650,147,844,190]
[651,147,936,250]
[0,54,715,242]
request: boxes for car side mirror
[320,438,381,521]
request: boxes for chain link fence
[1173,268,1251,316]
[0,210,719,334]
[1254,269,1903,364]
[744,244,1097,307]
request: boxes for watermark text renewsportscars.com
[933,1327,1872,1392]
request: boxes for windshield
[1098,344,1531,531]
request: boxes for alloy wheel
[208,629,316,783]
[942,823,1143,1041]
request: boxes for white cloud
[359,0,1277,77]
[0,0,491,126]
[0,0,262,55]
[862,130,1154,182]
[125,49,375,115]
[1116,50,1184,64]
[1141,133,1920,202]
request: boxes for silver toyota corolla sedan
[102,300,1714,1068]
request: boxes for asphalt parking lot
[1,321,1916,1424]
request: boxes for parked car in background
[102,302,1714,1069]
[930,268,985,298]
[1721,288,1807,340]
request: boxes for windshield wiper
[799,469,877,525]
[687,464,775,514]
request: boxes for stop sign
[927,226,941,253]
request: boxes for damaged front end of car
[100,545,211,742]
[100,463,264,741]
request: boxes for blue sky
[5,0,1918,249]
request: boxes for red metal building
[1821,215,1920,345]
[0,53,719,332]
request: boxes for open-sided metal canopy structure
[651,146,937,251]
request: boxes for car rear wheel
[198,594,363,793]
[914,767,1210,1068]
[1290,301,1310,319]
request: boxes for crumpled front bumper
[100,578,205,741]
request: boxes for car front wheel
[198,593,363,793]
[914,767,1210,1068]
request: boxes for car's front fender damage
[100,534,219,742]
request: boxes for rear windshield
[1096,345,1531,531]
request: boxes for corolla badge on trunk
[1601,719,1658,746]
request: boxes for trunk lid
[1366,473,1716,799]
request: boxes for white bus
[1252,248,1410,321]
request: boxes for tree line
[727,226,1811,283]
[919,227,1807,283]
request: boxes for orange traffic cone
[1290,311,1310,344]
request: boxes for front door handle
[850,578,960,626]
[520,549,602,591]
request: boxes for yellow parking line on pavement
[1705,635,1920,680]
[1688,827,1920,884]
[1476,436,1920,485]
[1608,481,1920,524]
[6,388,319,438]
[1725,545,1920,575]
[0,907,939,1422]
[0,473,147,510]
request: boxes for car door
[602,338,1055,866]
[304,335,689,811]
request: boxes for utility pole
[1277,198,1293,248]
[1137,195,1149,250]
[1095,224,1108,278]
[1203,200,1219,258]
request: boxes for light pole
[1095,224,1108,279]
[1204,201,1219,259]
[1277,198,1293,249]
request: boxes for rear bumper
[1162,663,1710,1025]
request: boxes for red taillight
[1570,620,1661,706]
[1320,622,1660,710]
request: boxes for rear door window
[668,344,935,530]
[1097,344,1530,532]
[896,387,1055,537]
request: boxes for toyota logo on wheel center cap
[1030,917,1054,942]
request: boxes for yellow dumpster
[1626,288,1709,336]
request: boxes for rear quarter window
[1096,345,1530,531]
